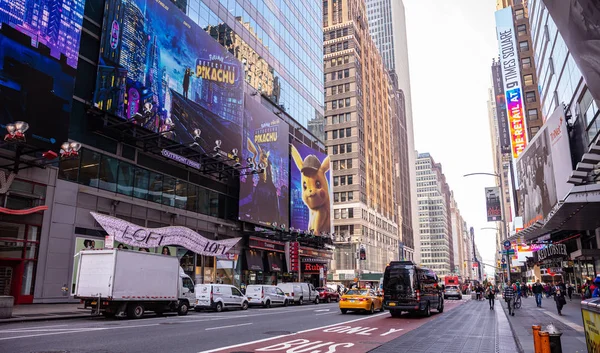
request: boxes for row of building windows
[333,191,354,202]
[326,113,352,125]
[329,128,352,140]
[326,68,350,82]
[330,98,351,110]
[324,27,349,41]
[333,174,354,186]
[333,208,354,219]
[329,55,351,68]
[331,143,353,154]
[329,83,351,96]
[332,158,353,170]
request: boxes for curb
[499,299,525,353]
[0,314,91,325]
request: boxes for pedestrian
[487,284,495,310]
[553,285,567,315]
[567,283,574,301]
[593,275,600,298]
[503,282,515,316]
[532,279,543,307]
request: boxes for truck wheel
[127,303,144,319]
[215,302,223,313]
[264,300,271,308]
[298,297,303,305]
[423,303,431,317]
[178,302,189,316]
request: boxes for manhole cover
[264,331,292,335]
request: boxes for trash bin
[581,298,600,353]
[0,296,14,319]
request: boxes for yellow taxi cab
[339,288,383,314]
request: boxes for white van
[194,284,248,312]
[277,283,320,305]
[245,285,289,308]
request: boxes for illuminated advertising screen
[238,97,289,228]
[0,0,85,149]
[93,0,243,155]
[495,7,529,159]
[485,187,502,222]
[290,140,333,235]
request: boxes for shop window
[209,190,219,218]
[98,154,118,192]
[117,161,134,196]
[78,149,100,187]
[162,176,176,207]
[148,172,163,204]
[175,180,188,209]
[133,168,149,200]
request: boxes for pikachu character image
[247,137,280,217]
[291,145,331,235]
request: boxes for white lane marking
[0,324,69,332]
[198,312,387,353]
[314,309,330,312]
[0,322,161,341]
[541,310,585,332]
[315,312,336,316]
[206,323,252,331]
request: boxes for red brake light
[416,290,421,301]
[358,298,367,302]
[291,292,294,297]
[341,297,347,301]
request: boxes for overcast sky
[404,0,501,277]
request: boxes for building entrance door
[0,260,23,304]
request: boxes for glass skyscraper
[181,0,325,140]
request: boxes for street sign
[501,258,506,264]
[503,250,515,255]
[501,264,507,268]
[503,240,511,250]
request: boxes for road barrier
[532,324,562,353]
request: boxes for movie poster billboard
[542,0,600,101]
[0,0,85,149]
[485,187,502,222]
[516,106,572,228]
[93,0,243,155]
[238,97,289,228]
[290,140,333,235]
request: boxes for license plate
[350,300,355,302]
[388,302,396,306]
[91,301,97,305]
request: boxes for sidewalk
[0,303,89,324]
[499,294,587,353]
[369,299,518,353]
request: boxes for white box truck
[75,249,196,319]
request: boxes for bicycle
[513,294,522,309]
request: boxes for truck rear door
[383,264,416,303]
[195,284,211,306]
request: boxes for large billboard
[485,187,502,222]
[492,61,512,154]
[238,97,290,228]
[542,0,600,101]
[0,0,85,150]
[290,140,333,235]
[93,0,243,155]
[516,106,572,228]
[495,7,529,159]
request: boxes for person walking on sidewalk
[503,282,515,316]
[553,285,567,316]
[567,283,574,301]
[486,284,495,310]
[533,280,543,307]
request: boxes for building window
[333,145,338,154]
[346,143,352,153]
[515,8,524,20]
[530,126,540,136]
[523,74,534,86]
[519,41,529,52]
[517,24,527,36]
[346,128,351,137]
[527,109,538,121]
[343,41,348,50]
[521,57,532,70]
[333,176,339,186]
[339,128,345,138]
[332,100,337,109]
[525,91,536,103]
[332,130,338,139]
[331,86,337,95]
[344,69,349,78]
[345,98,351,107]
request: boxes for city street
[0,300,468,353]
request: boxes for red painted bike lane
[203,300,466,353]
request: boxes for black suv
[383,261,444,317]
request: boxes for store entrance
[0,260,21,304]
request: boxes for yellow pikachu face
[291,145,330,211]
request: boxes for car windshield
[316,288,327,292]
[345,290,368,295]
[447,286,459,290]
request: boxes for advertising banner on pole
[495,7,529,159]
[0,0,85,150]
[542,0,600,101]
[238,97,290,228]
[492,61,512,153]
[516,106,573,228]
[486,187,502,221]
[93,0,244,155]
[290,140,333,235]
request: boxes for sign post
[503,240,512,283]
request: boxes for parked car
[245,285,289,308]
[316,287,340,303]
[339,288,383,314]
[444,285,462,300]
[383,261,444,318]
[194,284,248,312]
[277,283,320,305]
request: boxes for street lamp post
[464,172,511,284]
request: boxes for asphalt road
[0,300,467,353]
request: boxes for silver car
[444,285,463,300]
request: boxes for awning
[266,252,285,272]
[245,250,264,272]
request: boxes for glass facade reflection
[58,149,237,220]
[184,0,325,140]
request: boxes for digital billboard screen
[290,140,333,235]
[0,0,85,149]
[238,97,289,228]
[485,187,502,222]
[93,0,243,155]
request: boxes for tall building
[323,0,401,280]
[416,152,453,277]
[496,0,543,139]
[450,193,468,276]
[365,0,417,261]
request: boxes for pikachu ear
[247,137,257,156]
[291,145,303,171]
[320,155,330,174]
[266,150,270,159]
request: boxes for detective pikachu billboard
[290,140,333,235]
[238,97,290,228]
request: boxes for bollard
[539,331,551,353]
[532,325,542,353]
[546,323,563,353]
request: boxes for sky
[403,0,501,276]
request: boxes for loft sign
[91,212,240,256]
[536,244,568,262]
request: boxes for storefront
[299,247,332,287]
[241,237,287,286]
